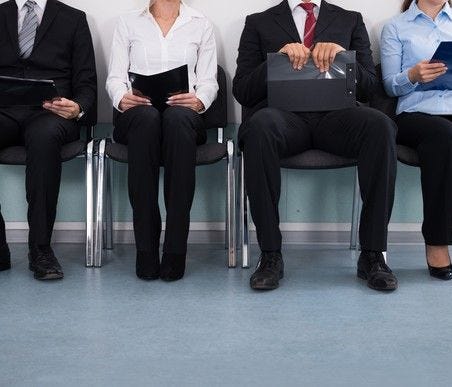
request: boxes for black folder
[0,76,59,107]
[267,51,356,112]
[417,41,452,91]
[129,65,189,112]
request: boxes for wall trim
[5,222,424,245]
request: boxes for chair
[94,66,236,268]
[238,108,360,268]
[370,64,420,168]
[0,111,97,267]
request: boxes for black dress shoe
[428,264,452,281]
[28,246,64,280]
[160,253,186,282]
[250,252,284,290]
[136,250,160,280]
[357,251,398,291]
[0,244,11,272]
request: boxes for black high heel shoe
[428,264,452,281]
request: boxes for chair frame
[239,151,361,268]
[94,128,236,269]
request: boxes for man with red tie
[233,0,399,291]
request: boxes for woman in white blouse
[106,0,218,281]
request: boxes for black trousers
[396,112,452,245]
[239,106,398,253]
[0,108,79,246]
[113,105,206,255]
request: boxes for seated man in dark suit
[234,0,398,291]
[0,0,97,280]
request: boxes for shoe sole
[251,271,284,291]
[357,269,397,291]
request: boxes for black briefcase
[267,51,356,112]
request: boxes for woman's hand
[167,93,205,112]
[408,60,447,84]
[311,42,346,72]
[119,93,152,112]
[43,98,80,120]
[279,43,311,70]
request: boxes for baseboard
[4,222,425,245]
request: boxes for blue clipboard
[417,41,452,91]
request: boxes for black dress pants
[113,105,206,255]
[396,112,452,245]
[239,106,398,253]
[0,108,79,246]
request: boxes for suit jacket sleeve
[71,12,97,115]
[351,12,377,102]
[232,15,268,107]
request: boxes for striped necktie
[299,2,316,49]
[19,1,39,59]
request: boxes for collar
[288,0,322,12]
[142,1,204,19]
[405,0,452,21]
[15,0,47,11]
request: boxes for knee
[24,122,68,151]
[364,109,397,144]
[127,106,161,141]
[240,108,282,146]
[162,107,199,139]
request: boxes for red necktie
[299,2,316,49]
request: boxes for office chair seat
[105,141,228,166]
[280,149,357,170]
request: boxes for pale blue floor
[1,243,452,387]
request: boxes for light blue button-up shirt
[381,1,452,115]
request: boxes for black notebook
[129,65,189,112]
[267,51,356,112]
[0,76,59,107]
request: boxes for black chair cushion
[0,140,86,165]
[106,142,227,166]
[397,144,419,167]
[280,149,357,169]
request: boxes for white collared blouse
[106,1,218,111]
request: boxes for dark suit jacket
[0,0,97,118]
[232,0,377,118]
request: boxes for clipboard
[129,65,189,112]
[267,51,357,112]
[417,41,452,91]
[0,76,59,107]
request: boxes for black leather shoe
[0,244,11,272]
[160,253,186,282]
[357,251,397,291]
[136,250,160,280]
[28,246,64,280]
[428,264,452,281]
[250,252,284,290]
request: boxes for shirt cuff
[113,89,127,112]
[394,69,419,95]
[195,92,211,114]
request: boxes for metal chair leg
[240,153,250,268]
[105,156,114,250]
[85,140,95,267]
[350,167,361,250]
[226,139,236,268]
[94,139,106,268]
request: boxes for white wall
[3,0,403,122]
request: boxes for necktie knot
[299,2,315,14]
[24,1,37,11]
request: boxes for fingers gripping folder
[267,51,357,112]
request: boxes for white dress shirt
[106,1,219,112]
[288,0,321,43]
[16,0,47,31]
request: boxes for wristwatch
[75,103,85,121]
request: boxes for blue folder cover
[417,41,452,91]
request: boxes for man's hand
[279,43,311,70]
[119,93,152,112]
[167,93,205,112]
[311,42,346,72]
[43,98,81,120]
[408,60,447,84]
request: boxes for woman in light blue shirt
[381,0,452,280]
